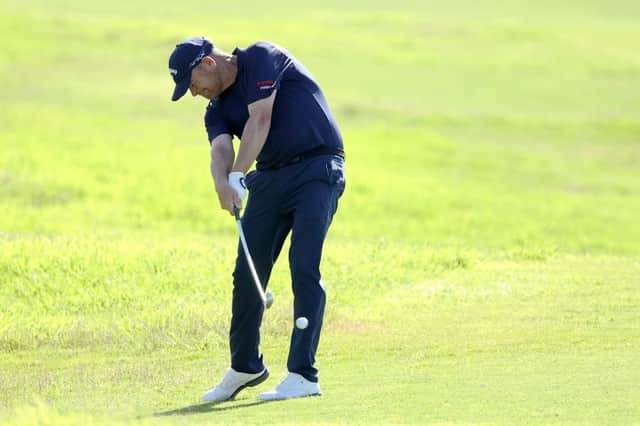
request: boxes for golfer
[168,37,345,401]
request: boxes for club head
[265,291,274,309]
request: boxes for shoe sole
[228,369,270,400]
[258,391,322,401]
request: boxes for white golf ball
[295,317,309,329]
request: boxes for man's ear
[202,56,217,69]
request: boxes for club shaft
[235,218,267,305]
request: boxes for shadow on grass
[154,399,273,417]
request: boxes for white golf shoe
[202,367,269,403]
[258,372,321,401]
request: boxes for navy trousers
[229,154,345,383]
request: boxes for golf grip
[234,207,267,305]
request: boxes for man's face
[189,58,223,100]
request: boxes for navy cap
[168,36,214,101]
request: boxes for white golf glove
[228,171,247,202]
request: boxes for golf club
[234,206,274,309]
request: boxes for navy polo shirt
[204,41,343,170]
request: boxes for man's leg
[257,156,346,401]
[286,176,343,382]
[229,191,292,373]
[203,172,292,403]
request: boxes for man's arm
[210,134,241,215]
[232,90,277,174]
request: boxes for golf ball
[295,317,309,329]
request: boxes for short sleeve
[204,102,231,143]
[244,46,290,104]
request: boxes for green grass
[1,0,639,424]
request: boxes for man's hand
[228,172,247,203]
[215,180,243,216]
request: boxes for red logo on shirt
[256,80,274,87]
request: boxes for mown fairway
[1,0,639,424]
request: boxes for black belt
[257,146,344,171]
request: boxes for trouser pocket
[324,156,346,196]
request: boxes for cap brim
[171,76,191,102]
